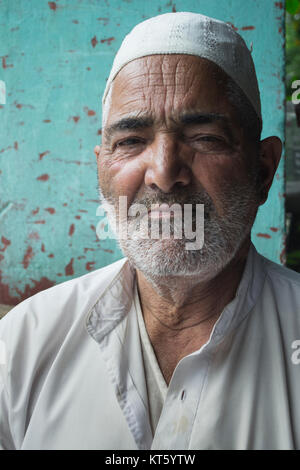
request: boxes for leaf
[286,0,300,15]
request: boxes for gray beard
[98,182,259,281]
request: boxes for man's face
[97,55,261,279]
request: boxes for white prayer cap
[102,11,261,121]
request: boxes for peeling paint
[0,271,55,305]
[65,258,74,275]
[0,0,285,302]
[22,246,34,269]
[257,233,272,239]
[100,37,115,45]
[85,261,95,271]
[45,207,55,214]
[69,224,75,236]
[91,36,98,48]
[48,2,57,11]
[37,174,50,181]
[0,236,11,252]
[39,150,50,160]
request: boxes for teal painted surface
[0,0,285,304]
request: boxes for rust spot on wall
[91,36,98,48]
[32,207,39,215]
[39,150,50,160]
[97,128,102,135]
[75,215,81,220]
[100,37,115,46]
[37,174,50,181]
[69,223,75,236]
[65,258,74,276]
[275,1,283,8]
[83,107,96,116]
[41,243,45,252]
[241,26,255,30]
[227,22,239,31]
[48,1,57,11]
[86,262,95,271]
[257,233,271,239]
[0,236,11,252]
[45,207,55,214]
[28,231,40,240]
[2,56,13,69]
[14,101,34,110]
[22,246,34,269]
[0,271,55,305]
[43,119,51,123]
[280,245,286,264]
[72,116,80,123]
[14,141,18,150]
[48,253,54,258]
[72,19,79,24]
[34,220,46,224]
[270,227,279,232]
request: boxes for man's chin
[118,237,231,279]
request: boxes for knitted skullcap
[102,11,261,121]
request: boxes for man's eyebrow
[179,112,228,126]
[105,116,154,138]
[178,112,234,140]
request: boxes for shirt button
[180,390,186,401]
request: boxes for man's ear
[94,145,101,160]
[258,136,282,205]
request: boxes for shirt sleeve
[0,334,15,450]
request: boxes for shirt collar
[86,243,267,347]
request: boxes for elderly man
[1,12,300,450]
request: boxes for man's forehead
[114,54,226,86]
[107,55,230,122]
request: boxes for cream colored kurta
[1,244,300,450]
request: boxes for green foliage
[286,0,300,100]
[286,0,300,15]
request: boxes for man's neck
[135,239,251,384]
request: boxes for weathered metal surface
[0,0,285,305]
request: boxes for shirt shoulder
[0,257,128,342]
[261,254,300,288]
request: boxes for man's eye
[116,138,144,147]
[193,135,223,142]
[188,135,228,151]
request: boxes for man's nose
[144,133,192,193]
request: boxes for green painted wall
[0,0,285,305]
